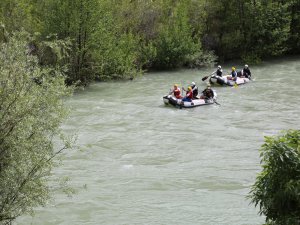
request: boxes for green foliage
[136,40,157,70]
[186,50,217,69]
[249,130,300,225]
[241,53,262,65]
[91,30,141,80]
[0,0,41,33]
[41,0,100,85]
[246,2,291,59]
[203,0,292,62]
[90,1,141,80]
[0,31,73,224]
[288,1,300,54]
[152,1,201,69]
[1,0,300,81]
[38,36,72,67]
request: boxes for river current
[17,57,300,225]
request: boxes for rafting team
[169,65,251,102]
[214,64,252,80]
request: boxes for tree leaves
[0,31,73,224]
[249,130,300,225]
[1,0,300,81]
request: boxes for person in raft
[215,65,223,77]
[182,86,193,102]
[200,84,214,100]
[169,84,182,99]
[183,82,199,99]
[242,64,251,79]
[237,64,251,79]
[227,67,237,81]
[190,82,199,99]
[208,65,223,77]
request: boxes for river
[17,57,300,225]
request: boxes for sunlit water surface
[17,57,300,225]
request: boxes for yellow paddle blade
[234,83,238,88]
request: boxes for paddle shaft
[213,99,221,105]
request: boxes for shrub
[0,31,73,224]
[249,130,300,225]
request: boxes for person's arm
[211,70,217,75]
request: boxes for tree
[249,130,300,225]
[288,0,300,54]
[152,0,201,69]
[244,1,290,61]
[0,0,43,34]
[0,31,72,224]
[41,0,100,85]
[89,0,142,80]
[202,0,291,63]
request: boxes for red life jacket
[174,88,181,99]
[186,90,193,99]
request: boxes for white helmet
[245,64,248,68]
[191,82,195,86]
[218,65,221,69]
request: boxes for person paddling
[184,81,199,99]
[201,65,223,81]
[210,65,223,77]
[169,84,182,99]
[227,67,237,81]
[215,65,223,77]
[237,64,251,79]
[191,82,199,98]
[242,64,251,79]
[182,86,193,102]
[191,81,198,99]
[200,84,215,100]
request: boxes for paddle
[202,69,229,81]
[201,71,215,81]
[213,99,221,105]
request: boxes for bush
[186,50,217,69]
[249,130,300,225]
[151,1,200,69]
[0,31,72,224]
[90,4,141,80]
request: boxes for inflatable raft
[163,91,217,108]
[209,75,250,86]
